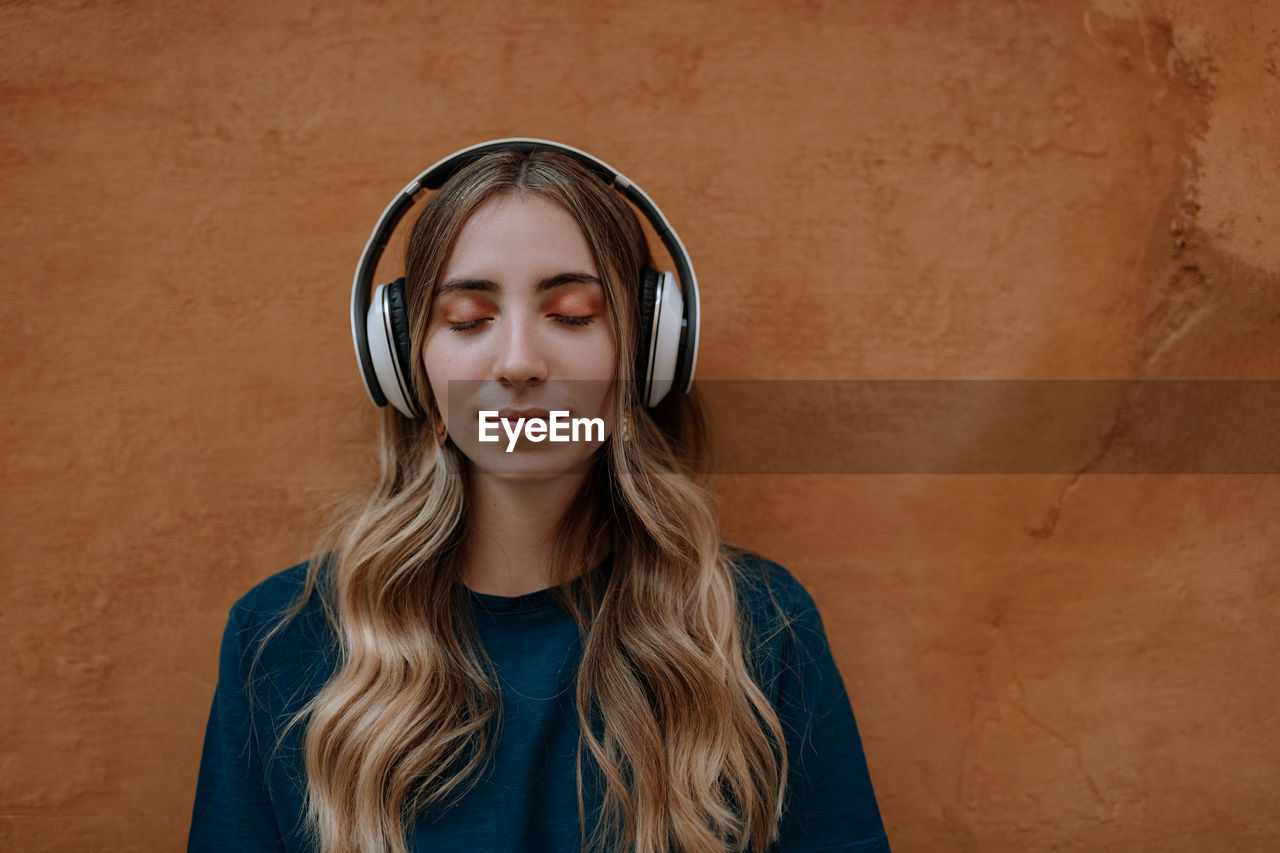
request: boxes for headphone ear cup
[385,278,413,369]
[634,268,660,406]
[371,275,419,414]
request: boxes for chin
[461,445,604,481]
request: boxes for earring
[434,417,448,443]
[620,412,632,442]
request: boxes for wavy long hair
[253,148,790,852]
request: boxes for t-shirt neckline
[465,556,613,615]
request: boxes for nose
[492,314,548,390]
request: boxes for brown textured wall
[3,0,1277,850]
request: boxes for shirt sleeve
[770,586,891,852]
[188,603,289,853]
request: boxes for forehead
[443,192,597,279]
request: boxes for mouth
[498,407,553,425]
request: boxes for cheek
[594,327,618,370]
[577,328,619,419]
[421,334,482,415]
[578,323,619,380]
[423,332,482,378]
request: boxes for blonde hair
[252,149,790,852]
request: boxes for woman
[188,141,890,852]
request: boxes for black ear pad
[384,277,423,416]
[634,268,659,403]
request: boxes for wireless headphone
[350,138,701,420]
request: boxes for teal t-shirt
[188,549,891,851]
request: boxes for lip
[498,407,553,423]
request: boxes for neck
[461,467,591,597]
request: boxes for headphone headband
[351,138,700,414]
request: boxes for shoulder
[220,556,337,673]
[230,560,311,616]
[217,557,339,708]
[721,558,889,848]
[721,544,821,624]
[227,555,332,627]
[721,545,831,679]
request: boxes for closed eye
[552,314,594,327]
[447,315,593,331]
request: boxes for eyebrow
[434,271,602,297]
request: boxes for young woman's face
[422,192,618,480]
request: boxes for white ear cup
[646,271,684,407]
[366,283,417,419]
